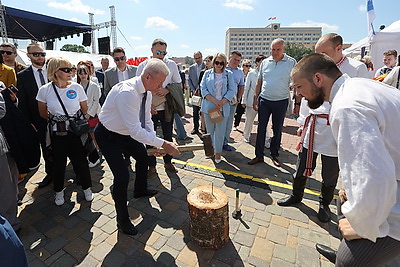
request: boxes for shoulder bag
[52,83,89,136]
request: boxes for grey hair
[142,58,170,77]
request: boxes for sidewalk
[17,104,399,266]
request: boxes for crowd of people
[1,33,400,266]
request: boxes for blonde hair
[47,57,72,83]
[212,53,227,71]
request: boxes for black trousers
[234,104,245,127]
[192,105,200,131]
[51,133,92,192]
[149,110,172,166]
[95,123,148,221]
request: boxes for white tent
[344,20,400,68]
[16,49,116,70]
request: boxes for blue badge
[66,90,77,99]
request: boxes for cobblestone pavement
[17,104,400,266]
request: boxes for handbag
[191,88,202,107]
[208,107,224,123]
[52,83,89,136]
[88,116,99,128]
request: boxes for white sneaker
[88,159,100,168]
[55,190,64,206]
[83,188,93,201]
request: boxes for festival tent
[344,20,400,68]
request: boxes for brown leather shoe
[248,157,264,165]
[164,163,178,173]
[271,156,281,167]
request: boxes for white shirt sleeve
[331,105,397,242]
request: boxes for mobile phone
[7,85,18,94]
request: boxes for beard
[307,83,325,109]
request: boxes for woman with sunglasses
[200,53,236,163]
[36,57,93,206]
[77,65,102,167]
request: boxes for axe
[147,133,214,157]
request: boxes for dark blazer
[103,65,137,96]
[17,66,47,135]
[95,69,107,105]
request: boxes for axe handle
[147,144,204,156]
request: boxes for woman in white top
[241,55,268,143]
[200,53,236,163]
[77,65,101,159]
[36,57,93,206]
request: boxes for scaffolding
[0,0,8,42]
[89,5,117,54]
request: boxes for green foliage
[185,56,194,65]
[60,44,89,53]
[285,42,314,62]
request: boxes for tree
[285,42,314,62]
[185,56,194,65]
[60,44,89,53]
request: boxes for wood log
[187,185,229,249]
[147,144,204,156]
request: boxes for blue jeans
[174,113,187,140]
[255,97,288,158]
[204,113,228,154]
[224,104,236,145]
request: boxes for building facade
[225,23,322,60]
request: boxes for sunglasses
[156,50,167,56]
[214,61,225,66]
[114,56,126,62]
[0,50,13,55]
[29,52,46,57]
[243,64,251,67]
[58,67,73,73]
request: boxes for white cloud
[131,36,143,41]
[204,48,219,55]
[223,0,254,11]
[48,0,104,15]
[180,44,189,49]
[359,4,366,12]
[132,45,150,55]
[145,17,179,30]
[290,20,339,32]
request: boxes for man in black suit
[17,43,51,188]
[95,57,109,105]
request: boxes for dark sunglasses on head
[156,50,167,56]
[114,56,126,62]
[243,64,251,67]
[58,67,73,73]
[0,50,13,55]
[29,52,46,57]
[214,61,225,66]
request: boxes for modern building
[225,23,322,60]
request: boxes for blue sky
[3,0,400,58]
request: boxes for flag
[268,17,276,20]
[367,0,376,40]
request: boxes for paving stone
[44,249,65,265]
[296,244,320,267]
[298,228,330,245]
[250,237,274,263]
[238,220,258,235]
[177,246,198,266]
[233,231,255,247]
[63,237,91,261]
[165,233,187,251]
[101,249,126,267]
[274,244,296,263]
[75,254,99,266]
[270,258,296,267]
[286,235,298,249]
[90,241,113,261]
[247,256,270,267]
[265,205,282,216]
[44,236,69,255]
[238,245,251,259]
[152,235,169,250]
[153,224,176,237]
[266,224,287,245]
[49,253,77,266]
[271,215,290,228]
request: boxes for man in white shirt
[375,49,397,77]
[292,53,400,266]
[95,58,179,236]
[136,38,183,174]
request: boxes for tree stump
[187,185,229,249]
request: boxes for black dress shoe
[316,243,336,263]
[133,189,158,199]
[317,203,331,222]
[191,129,199,135]
[271,156,282,167]
[117,220,138,236]
[37,176,52,188]
[248,157,264,165]
[277,195,302,206]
